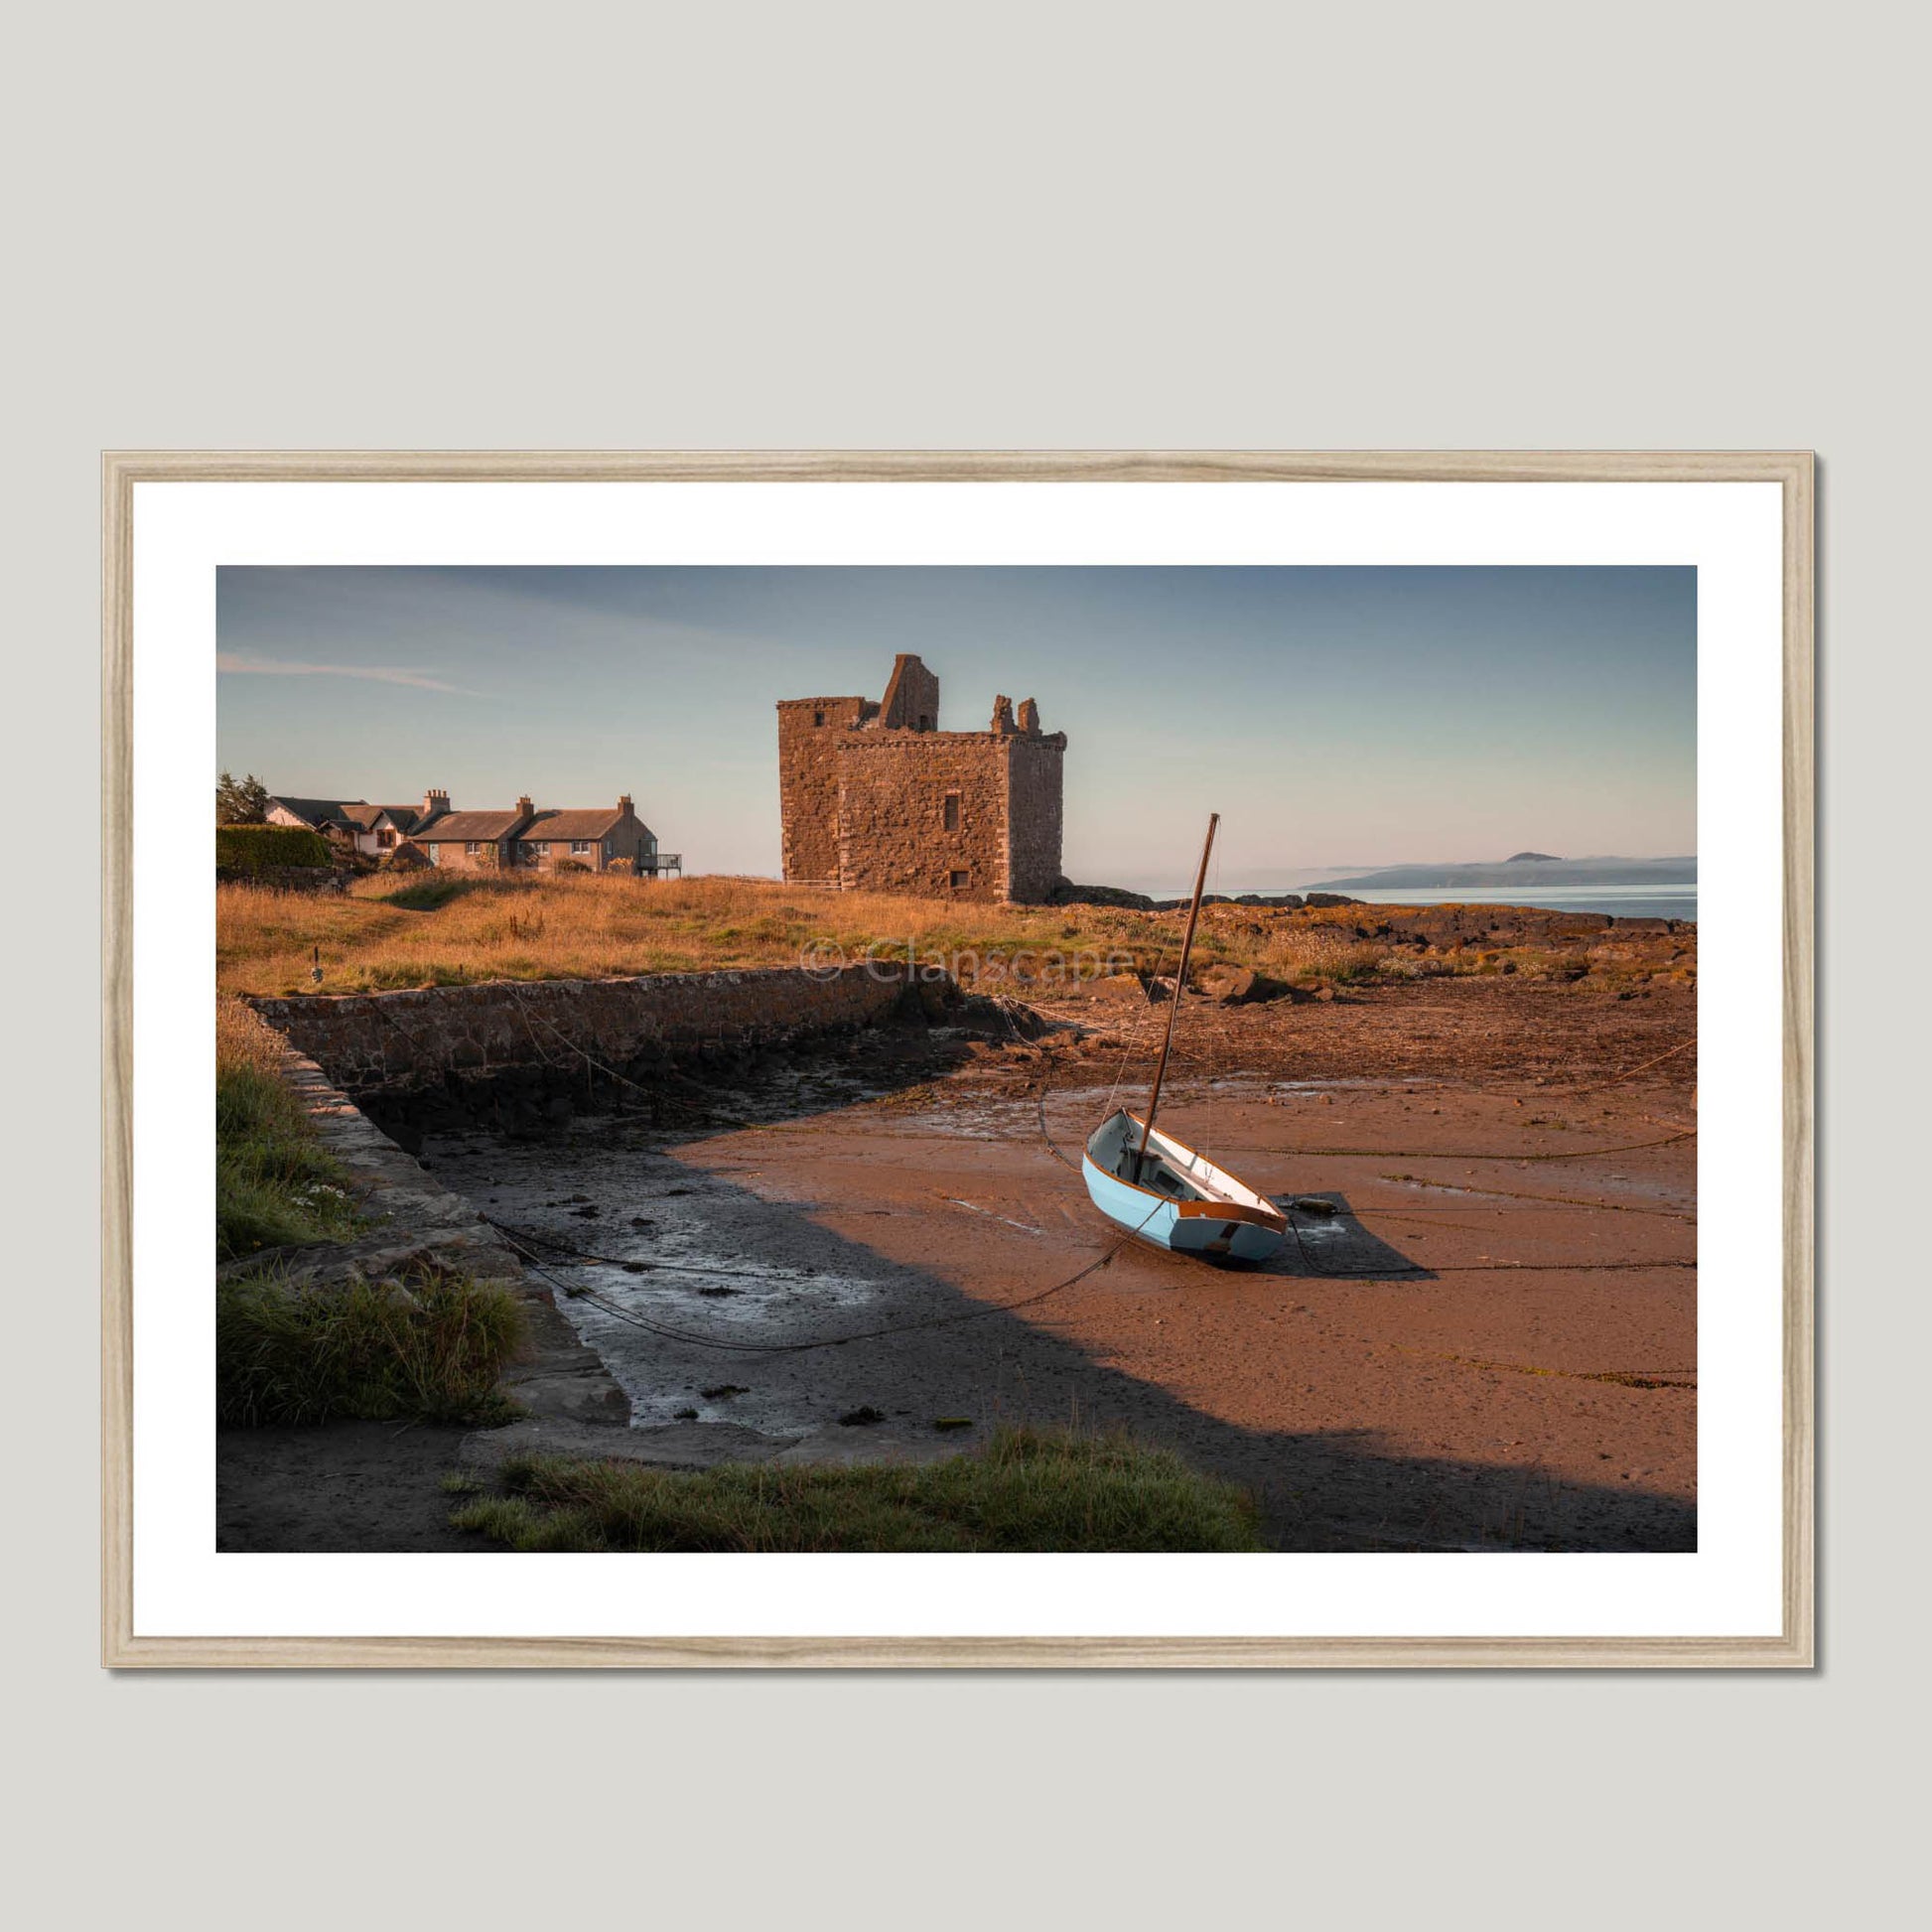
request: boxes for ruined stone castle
[776,654,1065,901]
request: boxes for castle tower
[776,654,1065,901]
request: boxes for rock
[1196,964,1258,1005]
[1050,881,1157,910]
[1304,893,1362,908]
[838,1405,887,1427]
[915,978,958,1021]
[1090,973,1151,1002]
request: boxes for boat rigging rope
[1468,1035,1697,1100]
[1226,1128,1696,1164]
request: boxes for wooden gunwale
[1086,1112,1289,1231]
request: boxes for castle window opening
[950,870,970,890]
[943,791,961,832]
[813,709,826,726]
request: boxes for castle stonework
[777,654,1065,902]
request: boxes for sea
[1186,882,1699,922]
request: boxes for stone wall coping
[246,959,912,1009]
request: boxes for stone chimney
[515,794,534,820]
[1017,698,1041,737]
[619,793,633,813]
[422,787,451,820]
[991,695,1017,735]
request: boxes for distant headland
[1317,854,1696,892]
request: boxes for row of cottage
[267,788,677,875]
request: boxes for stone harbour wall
[226,1037,630,1429]
[247,961,917,1101]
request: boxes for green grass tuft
[451,1426,1265,1553]
[216,1261,528,1428]
[216,998,362,1259]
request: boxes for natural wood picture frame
[101,450,1814,1668]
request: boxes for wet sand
[424,976,1696,1551]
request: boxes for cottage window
[950,870,970,890]
[377,829,397,848]
[602,841,613,860]
[465,841,483,858]
[571,840,595,856]
[942,791,961,832]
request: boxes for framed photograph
[102,451,1812,1667]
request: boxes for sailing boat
[1081,813,1289,1264]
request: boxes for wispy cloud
[216,651,477,695]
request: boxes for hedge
[216,824,333,874]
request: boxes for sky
[217,565,1696,893]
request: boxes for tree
[215,770,269,824]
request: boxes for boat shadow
[1263,1191,1436,1282]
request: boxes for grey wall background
[11,2,1922,1925]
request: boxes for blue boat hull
[1081,1111,1288,1264]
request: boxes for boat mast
[1137,811,1219,1173]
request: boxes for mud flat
[418,975,1697,1551]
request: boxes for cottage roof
[519,807,634,841]
[333,801,423,831]
[269,796,430,833]
[415,809,528,841]
[269,794,365,829]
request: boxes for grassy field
[448,1427,1267,1553]
[217,871,1682,998]
[216,996,362,1258]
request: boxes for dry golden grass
[219,873,1168,996]
[216,872,1691,998]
